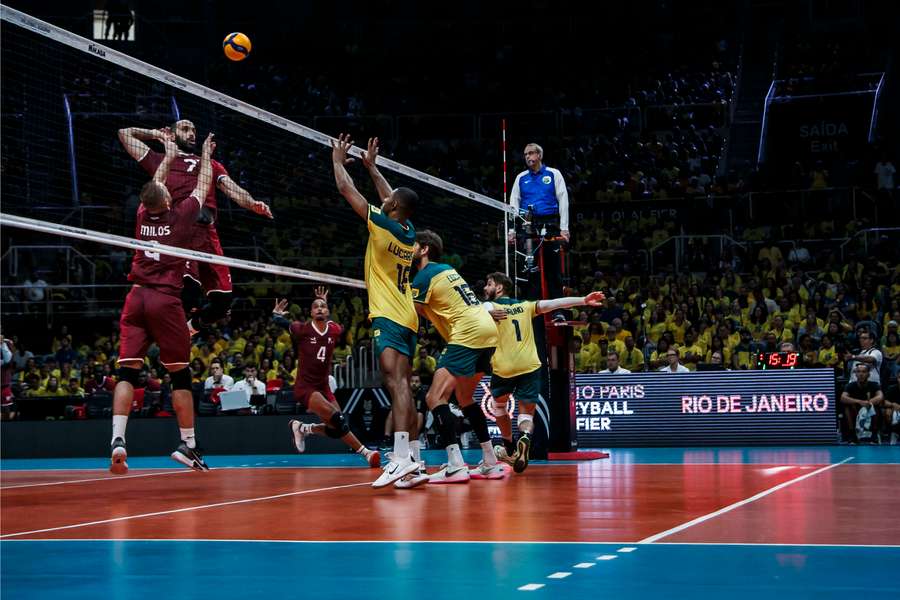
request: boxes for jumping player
[272,287,380,467]
[411,230,505,483]
[110,133,217,474]
[483,272,604,473]
[332,134,426,489]
[118,120,273,335]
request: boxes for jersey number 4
[316,346,327,362]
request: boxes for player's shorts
[294,382,336,409]
[184,224,232,294]
[372,317,416,359]
[437,344,494,377]
[118,286,190,368]
[490,367,542,405]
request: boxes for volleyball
[223,32,251,61]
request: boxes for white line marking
[547,572,571,579]
[1,539,898,549]
[1,470,192,490]
[596,555,618,560]
[617,547,637,553]
[759,466,795,475]
[573,562,595,568]
[0,481,370,539]
[638,457,854,544]
[517,584,545,591]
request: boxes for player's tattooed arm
[361,137,393,202]
[218,176,273,219]
[192,133,216,206]
[331,133,369,220]
[117,126,172,162]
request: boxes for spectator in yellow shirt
[573,337,598,373]
[604,325,626,355]
[65,377,85,398]
[666,309,689,345]
[412,347,437,384]
[649,339,672,371]
[579,331,601,371]
[817,335,841,371]
[37,376,68,397]
[612,318,633,342]
[680,330,705,371]
[620,336,645,372]
[769,315,794,345]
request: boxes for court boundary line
[637,457,854,543]
[0,481,371,539]
[1,538,897,549]
[0,469,194,489]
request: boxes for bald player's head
[139,180,172,213]
[171,119,197,153]
[311,297,330,322]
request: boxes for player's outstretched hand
[156,127,174,142]
[313,286,329,301]
[361,137,379,169]
[488,308,508,322]
[252,201,273,219]
[202,133,216,157]
[331,133,356,166]
[583,291,605,306]
[273,298,289,316]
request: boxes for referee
[508,143,569,315]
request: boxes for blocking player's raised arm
[534,291,605,315]
[153,139,178,185]
[361,137,393,202]
[217,175,273,218]
[191,133,217,205]
[331,133,369,221]
[118,126,171,162]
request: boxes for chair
[87,391,113,419]
[275,388,297,415]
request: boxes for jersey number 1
[512,319,522,341]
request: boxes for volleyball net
[0,5,511,318]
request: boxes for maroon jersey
[140,150,228,225]
[128,195,201,296]
[291,320,343,387]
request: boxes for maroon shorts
[184,225,232,294]
[294,382,336,409]
[118,286,190,368]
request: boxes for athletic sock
[356,446,371,457]
[410,440,422,463]
[393,431,410,463]
[446,443,464,467]
[180,428,196,449]
[432,403,459,449]
[111,415,128,445]
[461,403,491,444]
[480,441,498,465]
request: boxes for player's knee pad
[325,411,350,438]
[517,413,534,428]
[202,291,233,323]
[117,367,141,387]
[491,398,508,417]
[169,367,192,391]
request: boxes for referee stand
[513,214,583,458]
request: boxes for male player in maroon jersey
[109,133,216,475]
[118,119,272,334]
[272,287,380,467]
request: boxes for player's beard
[175,137,197,153]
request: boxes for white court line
[517,584,545,591]
[1,538,897,548]
[573,562,595,568]
[0,481,370,539]
[547,572,571,579]
[1,469,192,490]
[638,457,854,544]
[596,554,618,560]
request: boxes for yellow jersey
[412,263,497,349]
[364,205,418,332]
[489,297,542,378]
